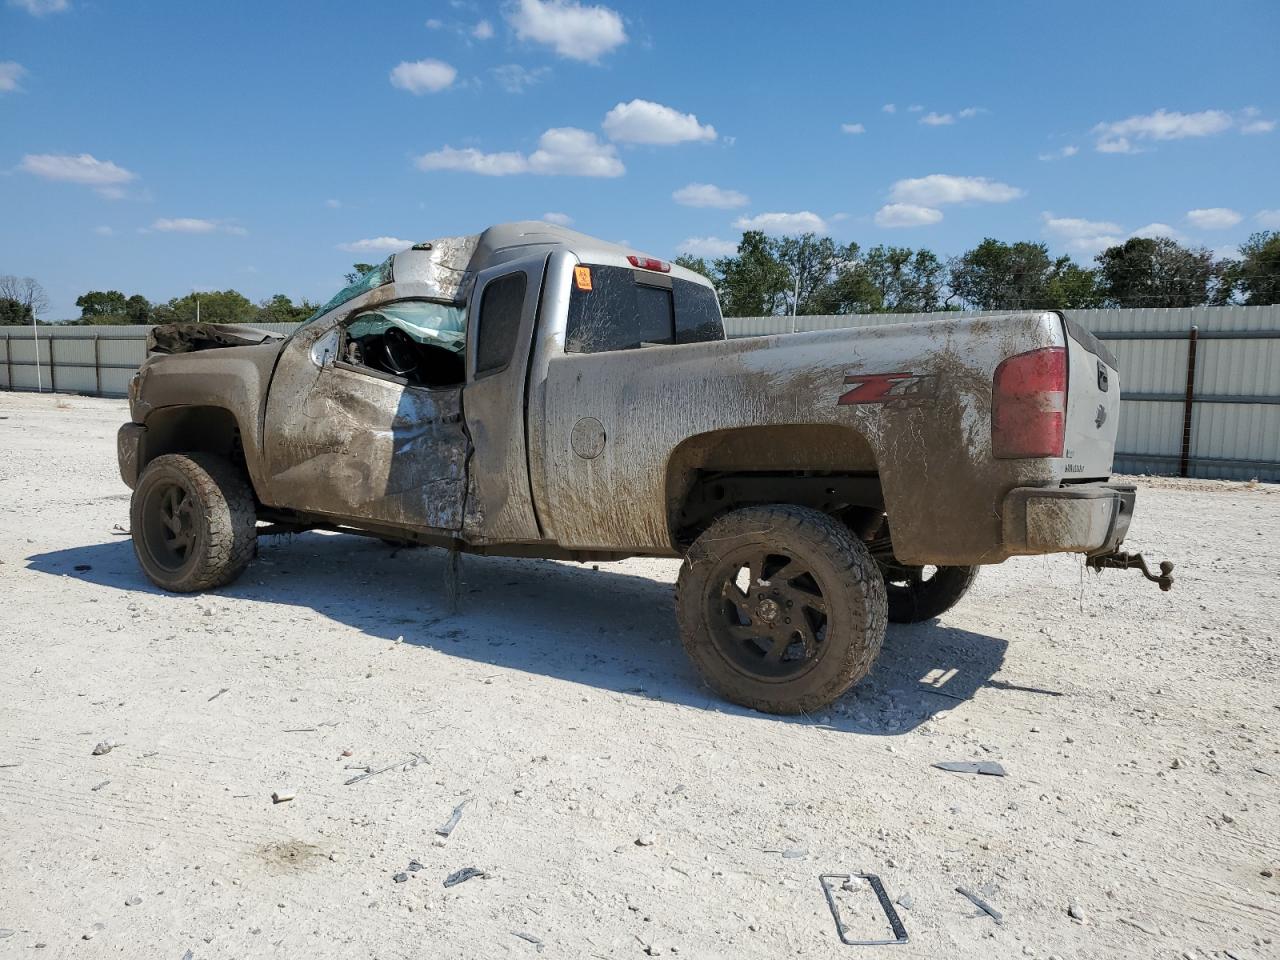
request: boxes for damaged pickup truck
[118,221,1171,714]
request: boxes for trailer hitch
[1086,549,1174,592]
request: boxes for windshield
[346,300,467,355]
[308,257,395,321]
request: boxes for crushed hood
[147,322,285,355]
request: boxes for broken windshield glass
[346,300,467,354]
[310,257,394,321]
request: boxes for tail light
[991,346,1066,458]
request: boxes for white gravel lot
[1,392,1278,960]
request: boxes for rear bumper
[1001,482,1135,556]
[117,422,146,489]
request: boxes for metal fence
[3,307,1278,481]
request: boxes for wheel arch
[140,405,255,493]
[664,423,884,549]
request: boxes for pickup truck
[117,221,1170,714]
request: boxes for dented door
[261,321,469,531]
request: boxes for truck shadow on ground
[27,532,1026,735]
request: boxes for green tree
[1094,237,1218,307]
[1044,261,1103,309]
[0,275,47,325]
[673,254,713,279]
[713,232,791,317]
[343,262,378,285]
[256,293,320,323]
[861,245,947,312]
[152,289,258,324]
[76,290,129,319]
[949,239,1060,309]
[772,234,860,316]
[1224,231,1280,305]
[125,294,152,322]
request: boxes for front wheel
[130,453,257,592]
[883,564,978,623]
[675,505,887,715]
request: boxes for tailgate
[1060,317,1120,479]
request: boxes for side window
[337,300,467,389]
[565,265,676,354]
[475,272,527,376]
[673,277,725,344]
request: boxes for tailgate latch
[1086,549,1174,592]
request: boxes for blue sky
[2,0,1278,319]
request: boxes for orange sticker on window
[573,265,593,291]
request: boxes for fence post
[1178,324,1199,478]
[48,336,58,393]
[4,334,10,391]
[93,335,102,396]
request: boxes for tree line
[674,230,1280,316]
[3,233,1280,327]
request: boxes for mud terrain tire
[131,453,257,592]
[884,565,978,623]
[676,505,887,715]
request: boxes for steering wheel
[379,326,420,377]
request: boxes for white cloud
[529,127,623,176]
[907,104,923,112]
[958,106,984,118]
[325,198,341,209]
[337,237,413,253]
[507,0,626,63]
[1186,207,1242,230]
[882,103,896,114]
[889,174,1024,206]
[672,182,748,209]
[20,152,137,188]
[1039,144,1079,161]
[0,61,26,92]
[874,203,943,227]
[9,0,69,14]
[151,218,246,235]
[541,211,573,225]
[93,225,114,236]
[602,99,716,145]
[1131,222,1185,242]
[390,59,457,94]
[1093,108,1233,153]
[416,127,623,177]
[1256,209,1280,229]
[678,236,738,258]
[1042,214,1125,255]
[919,112,954,126]
[733,211,827,235]
[472,19,494,39]
[425,18,443,29]
[841,122,865,134]
[491,64,550,93]
[1242,119,1275,134]
[416,145,530,176]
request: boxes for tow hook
[1086,549,1175,592]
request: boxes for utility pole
[196,296,200,324]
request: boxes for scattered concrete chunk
[933,761,1006,777]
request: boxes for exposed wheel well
[141,405,248,478]
[665,424,885,549]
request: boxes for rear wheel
[130,453,257,592]
[883,564,977,623]
[675,505,887,715]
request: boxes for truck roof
[390,221,712,303]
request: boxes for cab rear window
[565,265,724,354]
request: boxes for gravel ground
[1,392,1278,960]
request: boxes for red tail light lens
[991,346,1066,459]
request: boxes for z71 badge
[838,372,937,405]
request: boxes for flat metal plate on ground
[819,873,909,946]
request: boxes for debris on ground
[932,761,1007,777]
[270,790,295,804]
[782,847,808,859]
[74,564,92,572]
[819,873,909,946]
[955,886,1004,924]
[443,866,489,888]
[393,872,409,883]
[208,687,229,702]
[344,752,427,786]
[91,740,116,756]
[435,797,472,838]
[512,931,543,947]
[635,834,656,847]
[90,779,110,792]
[1068,901,1086,921]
